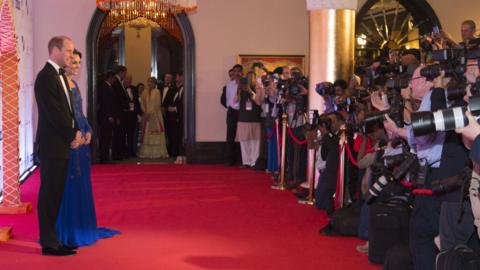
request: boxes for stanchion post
[337,125,347,208]
[299,148,315,205]
[272,112,288,190]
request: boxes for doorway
[86,8,196,163]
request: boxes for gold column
[308,1,356,112]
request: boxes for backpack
[436,244,480,270]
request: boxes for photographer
[315,112,344,217]
[333,79,352,114]
[383,70,471,270]
[278,67,309,188]
[261,73,280,175]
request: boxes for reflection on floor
[111,157,175,165]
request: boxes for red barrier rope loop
[287,127,307,145]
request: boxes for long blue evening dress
[56,81,120,246]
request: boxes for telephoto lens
[411,96,480,136]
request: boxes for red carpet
[0,164,379,270]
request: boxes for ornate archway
[86,9,196,162]
[356,0,441,57]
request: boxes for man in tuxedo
[112,65,129,160]
[159,73,175,155]
[34,36,82,256]
[98,71,116,163]
[163,72,184,159]
[123,73,142,157]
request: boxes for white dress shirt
[47,59,71,110]
[226,80,239,110]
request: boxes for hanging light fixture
[96,0,197,14]
[97,0,189,45]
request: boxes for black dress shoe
[61,245,78,251]
[42,247,76,256]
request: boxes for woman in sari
[138,77,169,158]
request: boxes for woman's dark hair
[136,83,145,89]
[73,48,82,59]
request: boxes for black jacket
[112,76,129,117]
[98,80,115,120]
[34,62,78,159]
[124,85,142,116]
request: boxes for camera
[420,63,466,81]
[289,71,308,96]
[376,63,407,75]
[363,94,404,134]
[261,76,271,88]
[315,82,335,96]
[385,77,410,90]
[411,96,480,136]
[366,140,418,204]
[306,110,320,131]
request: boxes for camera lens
[411,107,468,136]
[420,64,442,80]
[433,107,468,131]
[446,87,466,101]
[363,110,388,134]
[411,111,435,136]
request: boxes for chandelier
[96,0,197,14]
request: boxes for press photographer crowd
[221,20,480,270]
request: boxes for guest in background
[123,74,142,157]
[159,73,175,155]
[222,64,243,166]
[98,71,116,163]
[112,65,129,160]
[135,83,145,154]
[235,77,264,168]
[263,73,279,175]
[138,77,168,158]
[174,72,186,164]
[56,49,119,247]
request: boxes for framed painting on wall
[237,54,306,75]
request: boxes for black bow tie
[59,68,66,75]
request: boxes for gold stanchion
[272,112,288,190]
[299,148,315,205]
[337,125,347,208]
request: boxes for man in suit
[163,72,184,159]
[159,73,175,155]
[97,71,116,163]
[222,65,242,166]
[123,73,142,157]
[34,36,82,256]
[112,65,128,160]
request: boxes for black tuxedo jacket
[159,83,175,106]
[220,85,227,108]
[112,76,129,117]
[34,62,78,159]
[124,85,142,116]
[98,80,115,120]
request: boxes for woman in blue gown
[56,49,119,247]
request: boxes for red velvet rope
[412,189,433,195]
[344,143,358,167]
[400,181,414,188]
[287,127,307,145]
[344,142,384,168]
